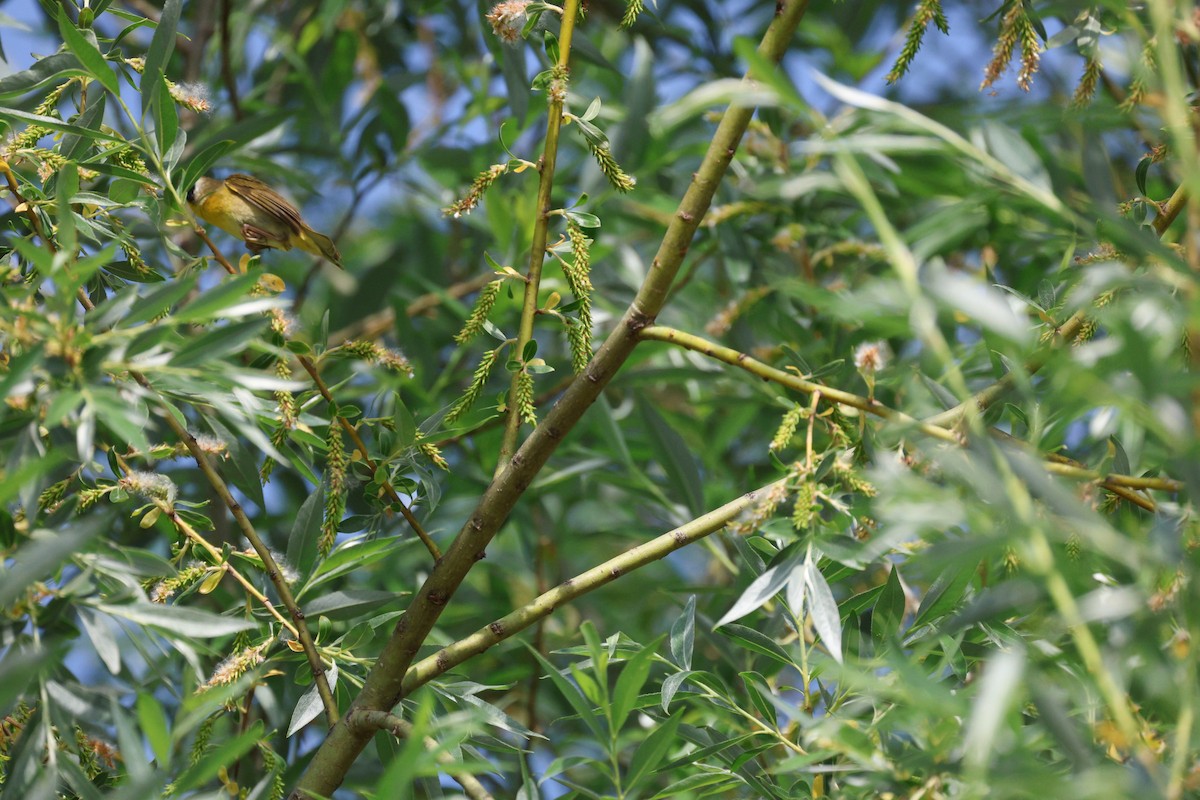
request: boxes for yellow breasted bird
[187,174,343,268]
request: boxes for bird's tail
[299,227,344,269]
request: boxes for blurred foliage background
[0,0,1198,797]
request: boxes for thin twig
[346,709,495,800]
[495,3,582,472]
[296,355,442,560]
[329,272,498,345]
[400,478,787,694]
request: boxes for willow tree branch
[288,3,811,796]
[146,395,339,726]
[496,0,582,472]
[176,230,339,724]
[638,324,1179,500]
[401,478,786,694]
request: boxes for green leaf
[178,139,237,197]
[287,483,326,576]
[172,317,268,368]
[1135,156,1151,196]
[716,623,794,668]
[0,53,83,100]
[526,645,605,740]
[287,663,337,736]
[638,398,704,516]
[611,637,661,733]
[172,272,261,323]
[121,271,199,325]
[60,92,107,162]
[804,557,843,664]
[871,567,906,648]
[95,602,256,637]
[77,605,120,674]
[963,647,1026,770]
[715,546,804,628]
[670,595,696,670]
[135,693,171,767]
[660,669,696,712]
[140,0,182,116]
[152,76,179,159]
[90,386,152,455]
[57,10,120,95]
[626,711,685,789]
[0,107,124,143]
[911,565,973,630]
[738,671,777,723]
[304,589,401,620]
[0,644,59,719]
[648,772,741,799]
[169,720,264,792]
[0,516,107,608]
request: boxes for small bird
[187,174,343,268]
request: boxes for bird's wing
[224,174,305,233]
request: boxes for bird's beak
[185,185,196,204]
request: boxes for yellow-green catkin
[791,480,818,530]
[257,741,286,800]
[3,79,73,157]
[321,420,346,558]
[338,338,414,376]
[705,286,771,337]
[1119,40,1155,112]
[198,641,269,692]
[416,433,449,470]
[982,2,1041,92]
[515,370,537,426]
[446,347,502,423]
[886,0,949,84]
[38,476,72,512]
[586,139,636,193]
[729,481,790,536]
[261,423,289,483]
[564,221,593,373]
[1071,55,1102,108]
[770,404,806,453]
[445,163,508,218]
[274,359,297,431]
[148,563,208,603]
[620,0,645,28]
[455,279,505,344]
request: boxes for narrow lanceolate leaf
[715,547,805,628]
[0,516,107,608]
[804,552,843,664]
[610,637,662,733]
[626,712,685,789]
[95,602,256,637]
[288,663,338,736]
[670,595,696,669]
[57,11,120,95]
[526,645,605,740]
[0,52,82,100]
[141,0,182,116]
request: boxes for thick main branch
[289,2,811,796]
